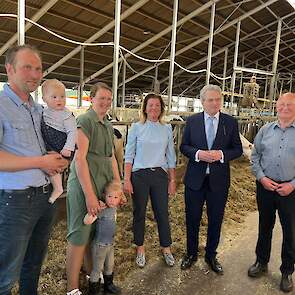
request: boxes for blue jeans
[0,187,56,295]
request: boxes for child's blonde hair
[41,79,65,97]
[105,181,122,195]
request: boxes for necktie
[207,117,215,150]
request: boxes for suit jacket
[180,112,242,192]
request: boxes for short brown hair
[5,44,42,68]
[140,93,165,123]
[89,82,112,99]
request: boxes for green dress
[67,108,114,245]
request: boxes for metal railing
[62,116,277,189]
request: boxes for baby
[41,79,77,203]
[84,181,123,295]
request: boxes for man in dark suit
[180,84,242,274]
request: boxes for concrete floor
[122,212,292,295]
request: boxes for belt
[146,167,161,171]
[0,183,52,195]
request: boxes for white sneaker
[67,289,82,295]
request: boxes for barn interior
[1,1,295,294]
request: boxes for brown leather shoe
[280,274,293,293]
[248,261,268,278]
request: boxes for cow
[240,133,253,160]
[113,127,124,179]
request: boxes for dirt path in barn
[121,211,285,295]
[32,159,281,295]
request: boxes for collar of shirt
[204,111,220,122]
[273,120,295,129]
[146,119,160,125]
[4,83,38,111]
[88,107,109,125]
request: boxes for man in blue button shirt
[248,92,295,293]
[0,45,68,295]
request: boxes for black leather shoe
[88,279,101,295]
[280,274,293,293]
[180,254,197,270]
[205,257,224,275]
[248,261,268,278]
[103,273,121,294]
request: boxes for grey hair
[199,84,222,102]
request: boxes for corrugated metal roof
[0,0,294,96]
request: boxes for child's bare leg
[48,173,63,203]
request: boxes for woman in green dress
[66,82,120,295]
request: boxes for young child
[41,79,77,203]
[84,181,123,295]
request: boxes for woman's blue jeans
[0,187,56,295]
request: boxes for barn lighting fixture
[286,0,295,9]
